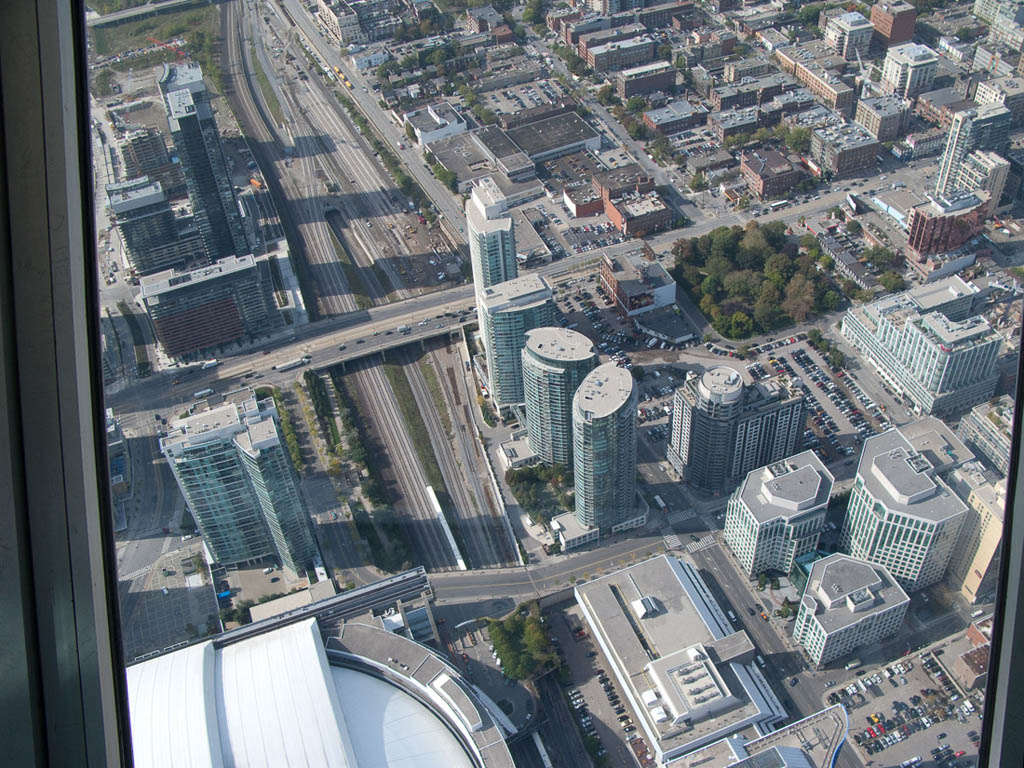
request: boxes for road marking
[686,534,717,553]
[121,564,152,581]
[666,509,693,525]
[661,528,681,550]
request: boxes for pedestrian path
[121,563,152,581]
[661,527,681,550]
[686,533,717,553]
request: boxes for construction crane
[146,37,186,61]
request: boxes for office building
[840,418,972,591]
[668,367,804,493]
[881,43,938,98]
[572,362,639,531]
[947,466,1006,603]
[574,556,787,764]
[824,12,874,61]
[958,394,1014,476]
[479,274,555,411]
[724,451,834,578]
[792,554,910,667]
[466,177,517,293]
[126,571,515,768]
[140,255,275,359]
[841,278,1001,416]
[521,327,598,468]
[587,35,657,73]
[160,388,316,574]
[854,95,911,142]
[106,177,203,275]
[871,1,917,46]
[159,63,248,261]
[935,105,1011,198]
[402,103,467,145]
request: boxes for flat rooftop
[644,100,707,128]
[106,176,165,213]
[574,362,635,419]
[479,273,551,311]
[910,274,978,310]
[603,248,673,295]
[856,418,971,522]
[576,556,782,760]
[800,554,909,635]
[738,451,834,524]
[505,112,599,159]
[524,326,596,363]
[857,95,908,118]
[139,254,256,299]
[887,41,938,64]
[676,705,848,767]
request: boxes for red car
[955,751,966,758]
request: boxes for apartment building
[957,394,1015,476]
[810,123,881,179]
[854,95,910,142]
[824,12,874,61]
[871,1,917,46]
[881,42,938,98]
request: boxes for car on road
[789,678,798,687]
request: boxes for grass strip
[327,228,373,310]
[249,43,284,125]
[418,359,453,437]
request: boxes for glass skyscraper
[160,388,315,575]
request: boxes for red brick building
[906,192,990,259]
[870,1,917,47]
[740,150,803,200]
[605,192,673,236]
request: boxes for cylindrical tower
[522,327,598,467]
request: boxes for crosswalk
[686,534,717,553]
[667,509,694,525]
[661,527,681,550]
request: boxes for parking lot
[826,650,981,768]
[552,603,656,768]
[448,621,536,730]
[563,220,629,254]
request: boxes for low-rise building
[615,60,676,98]
[915,87,976,128]
[810,123,881,179]
[599,247,676,315]
[792,554,910,668]
[894,128,948,159]
[606,191,673,236]
[350,46,389,70]
[587,35,657,72]
[724,452,834,579]
[710,74,794,111]
[723,58,773,83]
[775,40,856,115]
[709,107,761,142]
[953,643,990,690]
[403,102,466,145]
[592,163,654,200]
[643,99,708,135]
[574,556,787,764]
[739,150,803,200]
[818,234,878,289]
[854,95,911,141]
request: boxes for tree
[729,311,753,338]
[689,172,710,192]
[596,84,618,106]
[879,270,906,292]
[828,348,846,369]
[626,95,648,113]
[657,43,673,62]
[845,219,862,235]
[782,273,816,322]
[797,4,825,26]
[821,289,842,311]
[785,127,811,154]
